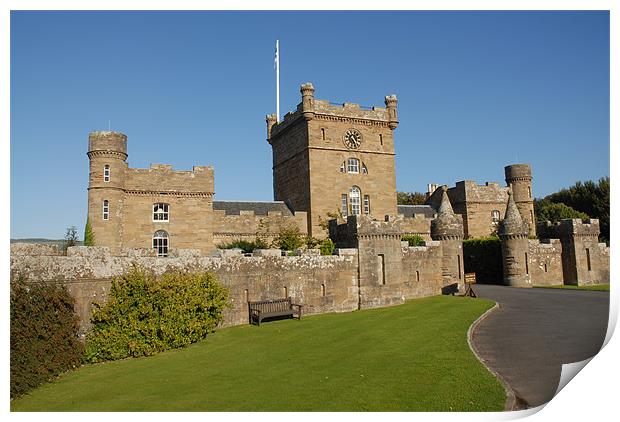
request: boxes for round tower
[505,163,535,237]
[300,82,315,121]
[431,186,465,285]
[498,190,531,287]
[87,131,128,254]
[384,95,398,130]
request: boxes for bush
[272,225,304,251]
[319,238,336,255]
[84,217,95,246]
[463,237,503,284]
[10,279,84,398]
[402,234,425,246]
[217,238,268,253]
[85,267,229,363]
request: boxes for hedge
[10,280,84,398]
[463,237,503,284]
[85,267,230,362]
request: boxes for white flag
[274,40,279,69]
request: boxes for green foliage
[83,218,95,246]
[318,209,344,233]
[397,191,427,205]
[217,238,268,253]
[401,234,425,246]
[319,238,336,256]
[534,199,589,224]
[10,279,84,399]
[272,225,304,251]
[85,267,229,363]
[541,177,609,242]
[463,237,503,284]
[304,236,321,249]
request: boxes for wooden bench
[248,297,302,326]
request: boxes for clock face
[343,129,362,149]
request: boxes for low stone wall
[212,210,309,246]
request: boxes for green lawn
[11,295,505,411]
[534,283,610,292]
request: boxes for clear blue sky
[10,11,609,239]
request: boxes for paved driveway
[470,284,609,409]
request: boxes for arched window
[341,194,348,216]
[339,161,346,173]
[153,203,169,222]
[492,210,500,223]
[347,158,360,174]
[102,200,109,220]
[152,230,169,257]
[349,186,361,215]
[103,165,110,182]
[362,163,368,174]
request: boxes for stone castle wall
[399,214,433,240]
[527,239,563,286]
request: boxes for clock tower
[266,83,399,236]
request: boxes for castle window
[102,200,109,220]
[379,134,383,145]
[525,253,529,274]
[528,186,531,198]
[347,158,360,174]
[103,165,110,182]
[153,203,169,222]
[340,162,346,173]
[349,186,361,215]
[152,230,169,257]
[321,128,326,140]
[364,195,371,214]
[321,284,326,297]
[362,163,368,174]
[586,248,591,271]
[492,210,500,223]
[530,210,534,223]
[341,194,348,216]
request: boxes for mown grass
[11,295,505,411]
[534,284,610,292]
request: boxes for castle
[85,83,536,255]
[9,82,608,332]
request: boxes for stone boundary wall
[399,215,433,240]
[10,241,447,334]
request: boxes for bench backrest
[249,298,291,313]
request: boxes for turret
[384,95,398,129]
[86,131,127,253]
[300,82,315,121]
[431,186,464,284]
[505,163,535,237]
[265,113,277,141]
[498,190,531,287]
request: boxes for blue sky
[10,11,609,239]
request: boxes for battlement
[124,164,214,193]
[505,163,532,181]
[537,218,600,239]
[88,131,127,156]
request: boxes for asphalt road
[470,284,609,409]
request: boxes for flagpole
[276,40,280,123]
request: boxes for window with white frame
[349,186,361,215]
[104,164,110,182]
[103,200,109,220]
[341,194,348,216]
[339,162,346,173]
[492,210,500,223]
[364,195,371,214]
[152,230,169,257]
[153,203,169,222]
[347,158,360,174]
[362,163,368,174]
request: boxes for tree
[64,226,78,253]
[397,191,427,205]
[84,218,95,246]
[272,225,304,251]
[543,177,609,243]
[534,199,589,224]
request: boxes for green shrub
[272,225,304,251]
[319,238,336,255]
[217,238,268,253]
[463,237,503,284]
[10,279,84,398]
[84,217,95,246]
[402,234,425,246]
[85,267,229,363]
